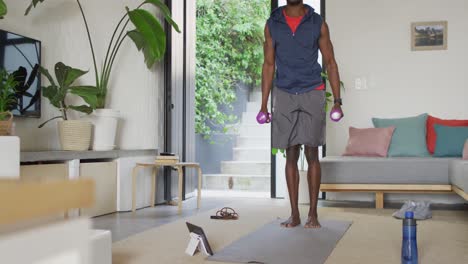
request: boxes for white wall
[325,0,467,204]
[2,0,165,151]
[326,0,468,156]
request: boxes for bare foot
[280,216,301,228]
[304,216,321,228]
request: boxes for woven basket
[58,120,92,151]
[0,112,13,136]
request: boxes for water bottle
[401,211,418,264]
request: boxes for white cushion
[0,136,20,178]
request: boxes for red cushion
[426,115,468,154]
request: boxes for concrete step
[239,124,270,137]
[242,111,269,125]
[221,161,271,175]
[202,190,270,198]
[246,101,261,113]
[249,91,263,102]
[203,174,270,191]
[249,91,270,103]
[246,100,272,113]
[236,136,270,148]
[233,147,270,161]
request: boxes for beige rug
[113,199,468,264]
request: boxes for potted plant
[0,68,18,135]
[26,0,180,150]
[39,62,99,151]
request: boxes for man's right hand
[257,106,271,124]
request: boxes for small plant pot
[89,109,120,151]
[0,112,13,136]
[58,120,92,151]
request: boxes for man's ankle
[291,212,300,219]
[308,211,318,218]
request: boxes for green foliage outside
[196,0,270,139]
[0,68,18,120]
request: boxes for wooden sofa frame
[320,184,467,209]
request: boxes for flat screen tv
[0,29,41,118]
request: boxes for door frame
[163,0,196,202]
[163,0,173,202]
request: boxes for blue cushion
[372,113,429,157]
[433,125,468,157]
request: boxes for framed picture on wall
[411,21,448,51]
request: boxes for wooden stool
[131,161,202,214]
[173,162,202,214]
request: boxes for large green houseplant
[39,62,99,151]
[0,68,18,135]
[26,0,180,150]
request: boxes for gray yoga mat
[208,219,352,264]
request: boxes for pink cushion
[463,140,468,160]
[343,126,396,157]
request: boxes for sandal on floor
[210,207,239,220]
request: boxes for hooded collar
[270,4,315,23]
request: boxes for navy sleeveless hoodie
[267,5,323,94]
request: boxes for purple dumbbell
[330,108,343,122]
[256,111,272,124]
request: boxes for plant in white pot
[0,68,18,136]
[38,62,99,151]
[26,0,180,150]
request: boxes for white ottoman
[89,229,112,264]
[0,136,20,178]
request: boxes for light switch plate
[355,77,368,90]
[355,78,362,90]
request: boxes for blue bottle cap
[405,211,414,219]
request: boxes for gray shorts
[272,87,326,149]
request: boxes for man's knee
[286,145,300,163]
[304,146,319,163]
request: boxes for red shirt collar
[282,8,307,20]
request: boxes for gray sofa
[450,160,468,198]
[320,156,468,208]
